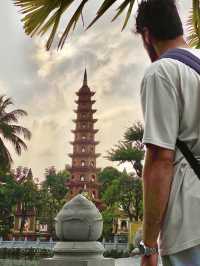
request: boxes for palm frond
[10,125,32,140]
[0,109,28,123]
[0,96,13,113]
[14,0,78,50]
[187,0,200,48]
[5,133,28,155]
[0,95,31,169]
[14,0,136,49]
[0,137,13,170]
[58,0,89,49]
[87,0,118,29]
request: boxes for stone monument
[40,194,115,266]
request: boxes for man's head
[136,0,184,61]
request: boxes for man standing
[135,0,200,265]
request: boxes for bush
[104,249,129,258]
[0,248,53,259]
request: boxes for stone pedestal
[40,195,115,266]
[40,241,115,266]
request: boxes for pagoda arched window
[91,175,95,182]
[81,161,86,167]
[82,123,86,129]
[82,135,86,140]
[121,221,128,230]
[82,147,86,153]
[80,176,85,182]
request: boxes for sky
[0,1,192,180]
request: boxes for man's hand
[140,254,158,266]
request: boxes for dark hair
[136,0,184,40]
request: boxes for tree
[103,170,143,222]
[0,95,31,172]
[98,166,121,195]
[43,166,70,204]
[39,167,70,238]
[14,0,200,50]
[13,168,39,235]
[102,206,118,240]
[0,171,18,239]
[107,122,144,177]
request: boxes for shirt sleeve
[141,72,179,150]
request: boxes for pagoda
[67,70,102,209]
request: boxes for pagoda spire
[83,68,88,86]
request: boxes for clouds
[1,1,191,178]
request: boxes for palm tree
[106,122,144,177]
[0,95,31,172]
[14,0,200,50]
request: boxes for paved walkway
[116,257,162,266]
[116,257,140,266]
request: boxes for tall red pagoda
[67,70,102,209]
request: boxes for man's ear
[142,27,151,45]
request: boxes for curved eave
[68,153,101,158]
[71,129,99,134]
[70,140,100,145]
[73,119,98,123]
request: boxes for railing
[0,241,129,252]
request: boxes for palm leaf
[11,125,32,140]
[0,95,13,113]
[14,0,78,50]
[187,0,200,48]
[0,137,13,171]
[58,0,89,49]
[14,0,136,49]
[0,110,27,123]
[87,0,118,29]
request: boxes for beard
[145,43,158,62]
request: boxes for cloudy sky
[1,1,191,179]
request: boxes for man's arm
[142,143,175,247]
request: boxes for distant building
[13,167,50,241]
[66,70,103,209]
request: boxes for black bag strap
[161,48,200,178]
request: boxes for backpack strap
[161,48,200,74]
[161,48,200,179]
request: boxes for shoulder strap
[161,48,200,179]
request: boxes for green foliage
[38,166,70,237]
[98,166,121,194]
[14,1,200,50]
[103,249,129,258]
[102,207,117,240]
[188,0,200,48]
[0,95,31,172]
[0,247,53,260]
[107,122,144,177]
[0,172,18,237]
[14,0,137,50]
[102,171,143,222]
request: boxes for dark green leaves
[187,0,200,48]
[14,0,136,50]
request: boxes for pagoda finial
[83,68,88,86]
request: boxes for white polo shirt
[141,48,200,256]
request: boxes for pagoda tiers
[67,70,102,209]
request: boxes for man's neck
[155,36,189,57]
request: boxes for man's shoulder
[144,58,178,79]
[144,48,200,79]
